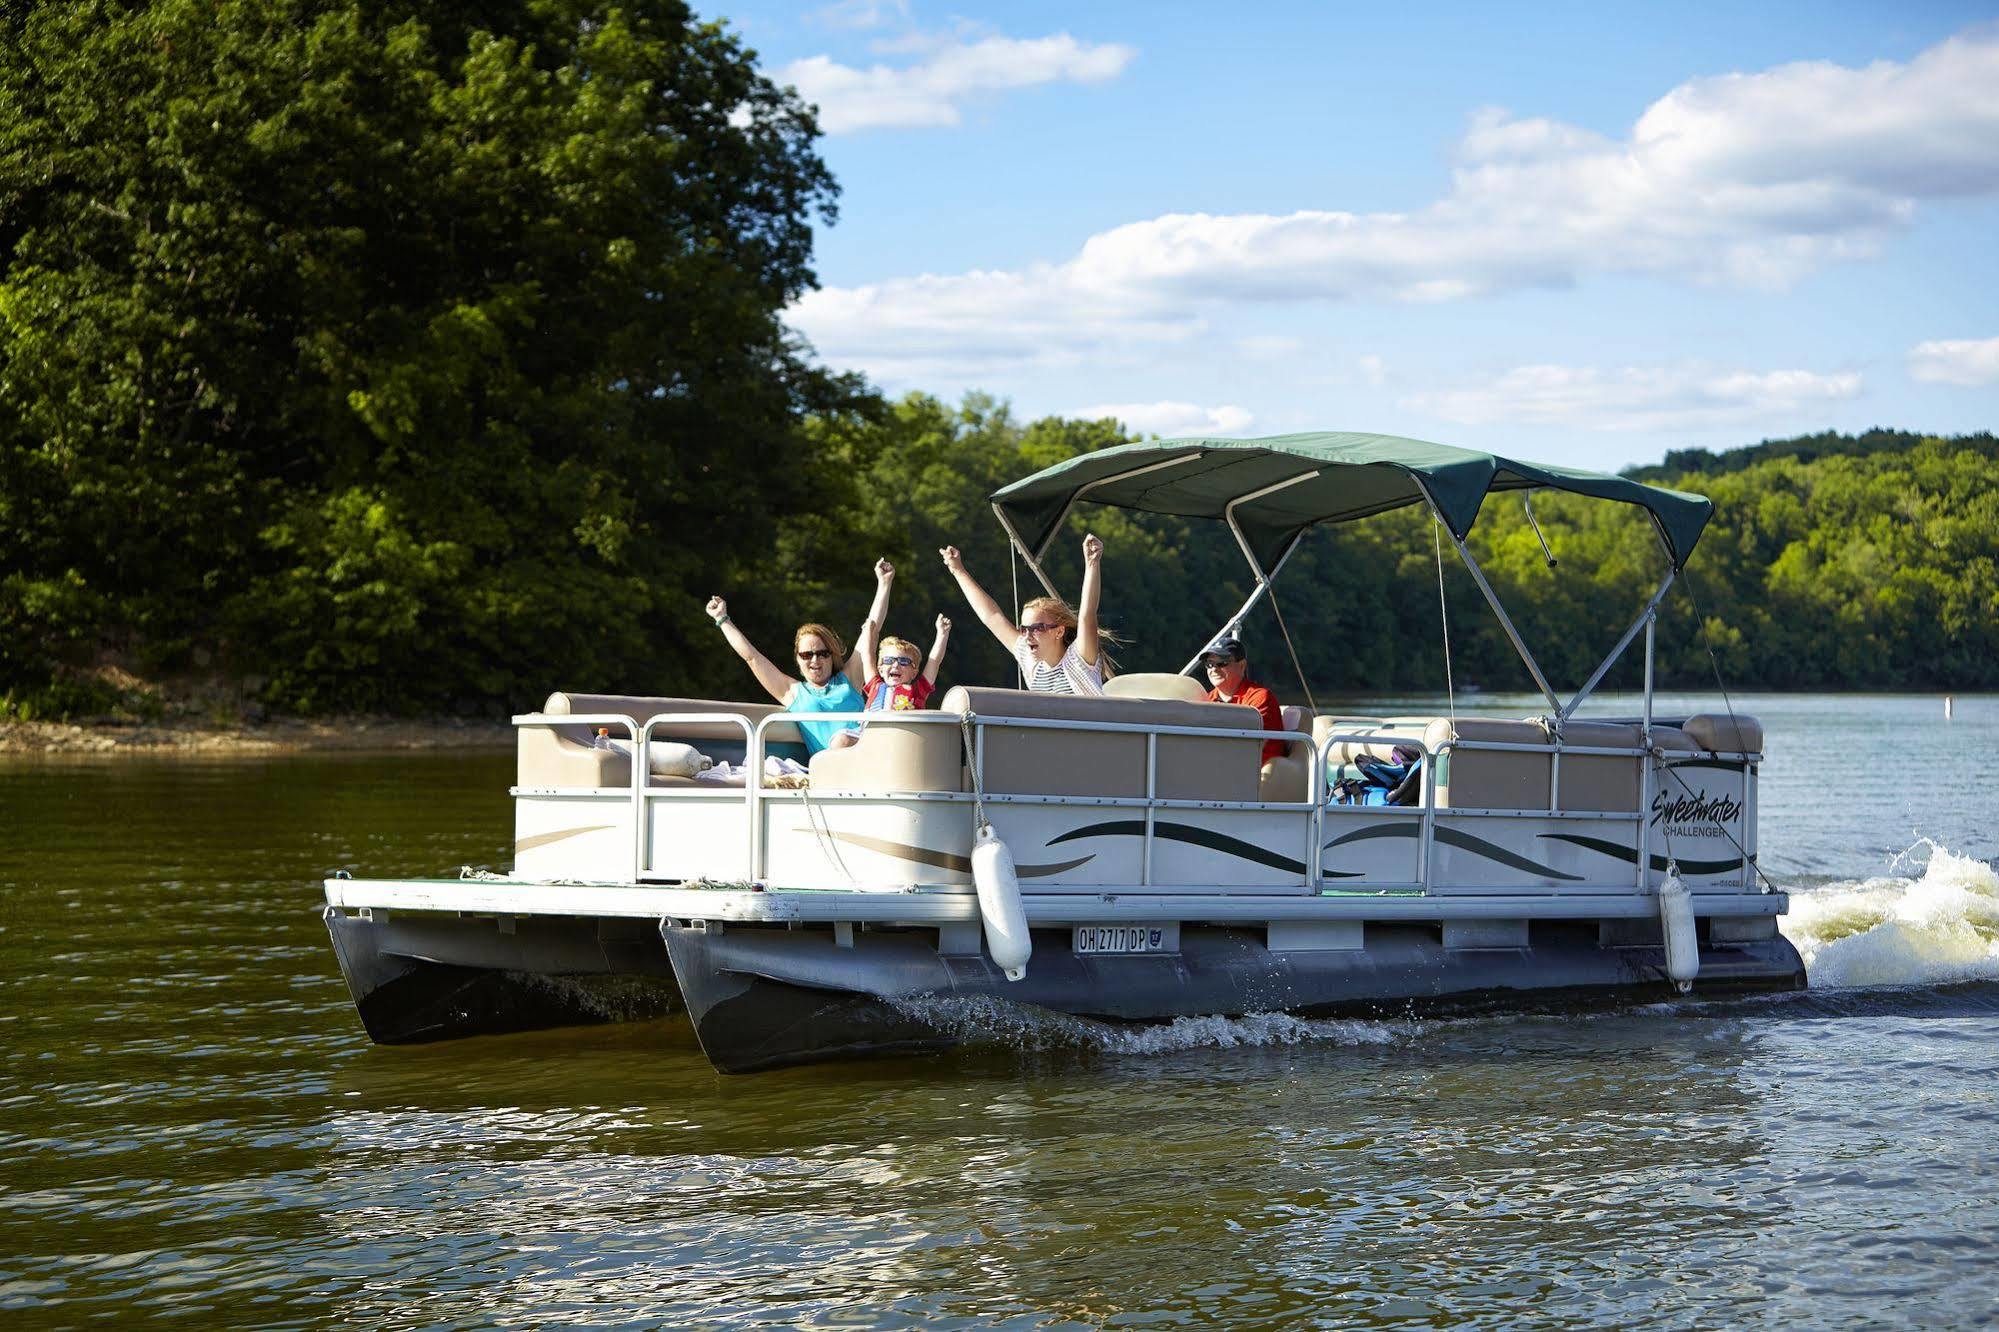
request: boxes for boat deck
[324,876,1785,925]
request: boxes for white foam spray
[1781,840,1999,989]
[887,993,1406,1057]
[887,842,1999,1056]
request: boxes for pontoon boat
[322,434,1803,1072]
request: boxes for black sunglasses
[796,648,833,661]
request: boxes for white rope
[1265,581,1318,716]
[959,712,992,833]
[798,773,859,884]
[1434,518,1458,730]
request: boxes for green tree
[1,0,869,713]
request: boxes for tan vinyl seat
[1421,717,1706,811]
[1103,672,1208,703]
[806,714,966,794]
[1683,713,1764,755]
[1258,704,1314,802]
[519,691,801,788]
[1315,715,1435,764]
[949,686,1263,801]
[811,686,1261,801]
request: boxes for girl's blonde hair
[877,634,923,666]
[1021,595,1077,645]
[1020,596,1120,677]
[793,622,846,662]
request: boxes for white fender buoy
[1658,868,1698,993]
[971,824,1031,981]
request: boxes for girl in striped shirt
[940,533,1108,696]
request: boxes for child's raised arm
[939,546,1018,650]
[705,595,795,705]
[848,557,895,689]
[1077,532,1104,667]
[924,614,952,687]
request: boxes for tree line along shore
[4,6,1996,729]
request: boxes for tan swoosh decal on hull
[819,830,1094,878]
[515,825,616,854]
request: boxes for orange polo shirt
[1205,677,1286,763]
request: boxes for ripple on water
[5,749,1999,1327]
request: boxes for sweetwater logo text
[1649,787,1744,839]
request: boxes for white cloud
[791,29,1999,376]
[1404,363,1862,432]
[810,0,909,30]
[1357,355,1387,386]
[1908,336,1999,386]
[779,32,1135,134]
[1071,401,1255,437]
[791,265,1201,384]
[1235,335,1303,357]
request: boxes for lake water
[3,693,1996,1327]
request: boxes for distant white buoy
[1658,869,1698,993]
[1945,695,1954,721]
[972,824,1031,981]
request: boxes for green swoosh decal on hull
[1050,820,1310,875]
[1536,832,1746,876]
[812,830,1096,878]
[1323,823,1584,882]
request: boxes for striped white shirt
[1012,636,1104,696]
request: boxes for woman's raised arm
[939,546,1018,649]
[705,596,796,705]
[1076,532,1104,666]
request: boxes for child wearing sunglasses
[704,557,895,755]
[940,532,1107,696]
[828,613,953,749]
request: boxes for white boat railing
[511,710,1761,895]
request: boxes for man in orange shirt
[1199,635,1286,763]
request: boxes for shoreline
[0,715,516,756]
[3,687,1984,757]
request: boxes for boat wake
[882,842,1999,1058]
[1781,839,1999,989]
[886,993,1408,1057]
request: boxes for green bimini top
[991,432,1713,572]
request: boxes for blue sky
[719,1,1999,470]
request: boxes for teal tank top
[786,676,863,754]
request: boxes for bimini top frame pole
[1177,470,1319,674]
[1558,567,1676,724]
[1411,476,1565,719]
[990,502,1061,601]
[993,452,1207,599]
[1177,530,1306,675]
[988,433,1714,717]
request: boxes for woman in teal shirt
[704,559,894,755]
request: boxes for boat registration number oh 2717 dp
[1074,924,1175,955]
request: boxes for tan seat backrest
[1103,672,1207,703]
[940,686,1263,801]
[1683,713,1764,754]
[543,691,799,744]
[523,691,801,788]
[1317,715,1435,764]
[1418,717,1709,812]
[808,717,964,794]
[1424,717,1550,810]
